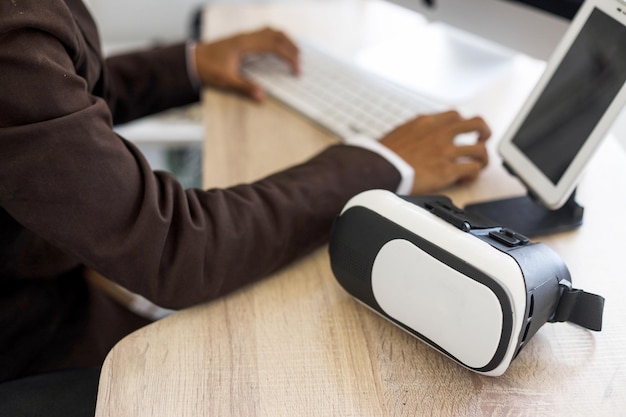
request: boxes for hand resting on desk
[380,110,491,194]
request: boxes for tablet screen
[511,8,626,185]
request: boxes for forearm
[2,125,399,309]
[104,43,200,124]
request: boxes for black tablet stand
[464,189,584,237]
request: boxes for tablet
[497,0,626,209]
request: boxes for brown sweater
[0,0,401,382]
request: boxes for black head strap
[552,286,605,331]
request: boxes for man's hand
[195,27,300,101]
[380,110,491,194]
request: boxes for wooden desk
[95,1,626,415]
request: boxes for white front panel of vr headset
[372,239,503,369]
[342,190,527,375]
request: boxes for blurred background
[84,0,206,52]
[83,0,626,157]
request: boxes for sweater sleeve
[0,6,401,309]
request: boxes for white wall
[83,0,206,52]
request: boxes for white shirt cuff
[185,41,202,90]
[343,134,414,195]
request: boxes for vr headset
[329,190,604,376]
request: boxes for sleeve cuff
[343,134,414,195]
[185,41,202,90]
